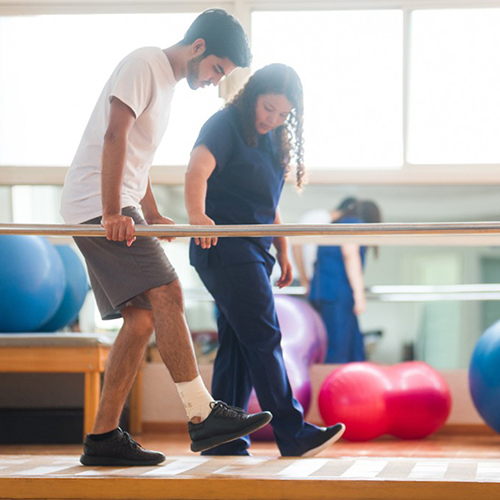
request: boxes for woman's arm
[273,209,293,288]
[185,145,218,249]
[341,244,366,315]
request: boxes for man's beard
[187,54,204,89]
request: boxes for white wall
[142,362,483,427]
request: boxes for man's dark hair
[180,9,252,68]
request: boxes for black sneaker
[80,428,166,466]
[188,401,272,453]
[300,423,346,457]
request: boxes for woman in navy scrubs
[185,64,345,457]
[308,198,382,363]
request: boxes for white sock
[175,375,215,421]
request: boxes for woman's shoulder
[200,106,240,135]
[208,106,239,125]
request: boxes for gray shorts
[74,206,178,320]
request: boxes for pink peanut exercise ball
[319,361,451,441]
[248,295,327,440]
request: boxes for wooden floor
[1,431,500,500]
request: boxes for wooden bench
[0,333,142,438]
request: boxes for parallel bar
[1,221,500,238]
[186,284,500,302]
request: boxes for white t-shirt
[61,47,176,224]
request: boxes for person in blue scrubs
[306,198,382,363]
[185,63,345,456]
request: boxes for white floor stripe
[77,468,127,476]
[277,458,329,477]
[477,461,500,480]
[52,458,77,464]
[114,466,164,476]
[341,460,388,478]
[0,459,31,465]
[409,461,448,479]
[214,457,269,475]
[143,458,209,476]
[18,465,73,476]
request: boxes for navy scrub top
[189,106,285,270]
[309,216,367,302]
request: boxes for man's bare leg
[82,280,272,463]
[91,280,203,434]
[146,280,215,423]
[91,306,153,434]
[145,280,199,383]
[81,306,165,467]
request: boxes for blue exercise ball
[469,320,500,434]
[39,245,88,332]
[0,235,65,332]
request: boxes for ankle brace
[175,375,214,421]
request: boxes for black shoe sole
[190,414,272,453]
[80,454,166,466]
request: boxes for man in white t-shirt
[61,9,271,466]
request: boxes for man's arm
[273,209,293,288]
[185,145,217,249]
[101,97,136,245]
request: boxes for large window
[1,1,500,177]
[408,9,500,164]
[252,10,404,169]
[0,13,222,167]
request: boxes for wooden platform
[1,453,500,500]
[2,433,500,500]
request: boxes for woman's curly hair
[227,63,305,189]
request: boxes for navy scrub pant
[195,260,322,456]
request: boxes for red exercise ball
[318,361,451,441]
